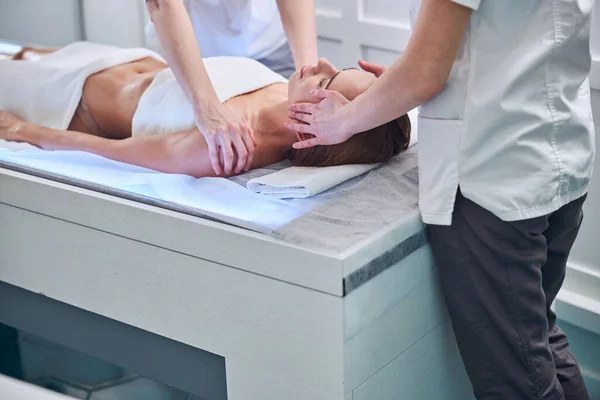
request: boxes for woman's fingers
[292,137,321,150]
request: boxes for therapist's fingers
[247,124,257,147]
[288,102,317,114]
[230,128,249,175]
[310,90,350,110]
[206,137,222,176]
[288,111,312,124]
[292,137,321,150]
[241,126,255,172]
[285,121,314,134]
[219,131,235,175]
[310,89,342,100]
[358,59,387,77]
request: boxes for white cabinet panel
[361,45,401,66]
[316,0,343,15]
[316,0,409,68]
[592,2,600,58]
[0,0,82,46]
[361,0,411,26]
[318,37,347,68]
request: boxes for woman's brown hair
[289,114,411,167]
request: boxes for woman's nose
[315,58,334,74]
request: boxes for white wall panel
[361,0,411,27]
[360,46,400,67]
[316,0,411,68]
[592,2,600,58]
[318,38,346,69]
[82,0,146,48]
[315,0,343,16]
[0,0,82,46]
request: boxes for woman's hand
[195,103,256,176]
[286,89,354,149]
[0,110,25,142]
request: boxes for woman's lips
[300,65,310,79]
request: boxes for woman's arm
[276,0,318,69]
[2,111,215,178]
[287,0,473,148]
[146,0,255,176]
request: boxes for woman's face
[288,58,377,105]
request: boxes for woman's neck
[249,100,298,150]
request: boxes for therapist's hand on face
[286,60,387,150]
[286,89,352,149]
[195,103,256,176]
[357,60,387,77]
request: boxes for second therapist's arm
[276,0,319,69]
[146,0,255,175]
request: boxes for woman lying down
[0,42,411,178]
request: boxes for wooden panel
[353,321,473,400]
[0,203,345,397]
[343,247,447,391]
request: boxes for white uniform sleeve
[450,0,481,10]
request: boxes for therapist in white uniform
[287,0,595,398]
[146,0,318,176]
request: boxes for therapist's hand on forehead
[146,0,318,176]
[287,0,471,150]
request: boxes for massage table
[0,156,473,400]
[0,41,473,400]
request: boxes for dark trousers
[428,191,590,400]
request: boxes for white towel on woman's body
[0,42,163,131]
[132,56,287,137]
[247,163,380,198]
[0,41,287,138]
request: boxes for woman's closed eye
[318,77,327,87]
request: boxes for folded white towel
[247,163,379,199]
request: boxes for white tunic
[145,0,287,60]
[413,0,596,225]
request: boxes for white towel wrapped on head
[246,163,380,199]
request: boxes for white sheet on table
[0,140,307,232]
